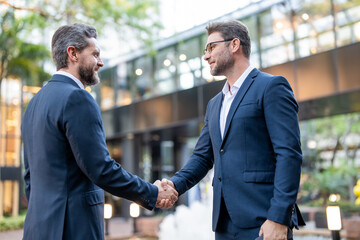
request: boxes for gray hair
[206,20,251,58]
[51,23,98,70]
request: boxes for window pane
[334,0,360,46]
[259,3,295,68]
[177,37,201,90]
[99,68,115,110]
[134,56,153,100]
[242,15,260,68]
[155,47,176,95]
[295,0,334,57]
[115,63,132,106]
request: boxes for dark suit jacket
[21,75,158,240]
[171,68,303,231]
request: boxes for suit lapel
[210,92,223,148]
[221,69,258,147]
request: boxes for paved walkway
[0,219,347,240]
[0,217,137,240]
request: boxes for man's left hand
[259,219,288,240]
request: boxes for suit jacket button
[220,149,224,153]
[218,177,221,182]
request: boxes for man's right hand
[153,180,178,209]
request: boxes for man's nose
[98,58,104,68]
[203,52,210,61]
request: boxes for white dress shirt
[55,70,85,89]
[220,66,254,139]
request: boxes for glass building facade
[97,0,360,110]
[0,78,22,217]
[95,0,360,217]
[2,0,359,218]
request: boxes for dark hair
[51,23,98,70]
[206,20,251,58]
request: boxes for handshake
[153,179,178,209]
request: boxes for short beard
[211,48,234,76]
[79,65,99,86]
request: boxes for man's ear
[67,46,78,63]
[231,38,241,53]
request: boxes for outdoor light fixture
[130,203,140,233]
[329,194,341,203]
[163,59,171,67]
[326,205,342,240]
[135,68,143,76]
[104,203,113,236]
[307,139,317,149]
[302,13,310,21]
[179,54,187,61]
[275,21,283,29]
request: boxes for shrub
[0,213,26,232]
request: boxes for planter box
[343,216,360,239]
[314,211,327,229]
[135,217,164,236]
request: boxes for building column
[120,134,136,218]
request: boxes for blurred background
[1,0,360,239]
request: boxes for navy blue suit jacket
[22,75,158,240]
[171,69,303,231]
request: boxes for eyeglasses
[203,39,234,55]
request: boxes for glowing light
[329,194,341,203]
[275,22,283,29]
[104,204,113,219]
[302,13,310,21]
[326,206,342,231]
[163,59,171,67]
[135,68,143,76]
[307,139,317,149]
[310,48,317,54]
[354,22,360,41]
[179,54,187,61]
[130,203,140,218]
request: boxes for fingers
[260,219,287,240]
[161,178,175,189]
[156,199,169,208]
[156,199,174,209]
[154,178,178,209]
[259,227,263,237]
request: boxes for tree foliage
[0,0,161,86]
[1,0,161,44]
[0,10,51,86]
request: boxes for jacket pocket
[85,189,105,206]
[243,171,275,183]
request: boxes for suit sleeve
[63,89,158,210]
[170,101,214,195]
[263,76,302,226]
[24,154,31,201]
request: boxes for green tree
[0,10,51,87]
[301,113,360,204]
[0,0,161,46]
[1,0,161,85]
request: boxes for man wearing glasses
[160,20,304,239]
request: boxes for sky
[99,0,259,59]
[1,0,262,63]
[158,0,255,38]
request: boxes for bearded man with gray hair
[22,23,177,240]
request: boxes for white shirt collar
[222,65,255,94]
[55,70,85,89]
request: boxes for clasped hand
[259,219,288,240]
[153,179,178,209]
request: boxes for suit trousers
[215,197,293,240]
